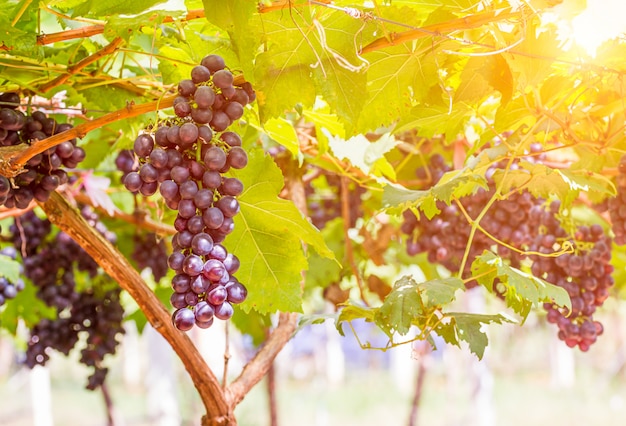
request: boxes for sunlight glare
[569,0,626,55]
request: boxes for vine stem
[38,191,231,424]
[0,95,175,178]
[38,37,125,93]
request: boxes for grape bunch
[528,202,613,351]
[609,154,626,245]
[25,287,125,389]
[122,54,251,330]
[0,92,85,208]
[131,232,169,282]
[11,208,126,388]
[0,247,25,306]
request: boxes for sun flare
[568,0,626,55]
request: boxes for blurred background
[1,291,626,426]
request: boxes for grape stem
[38,191,231,423]
[341,176,369,307]
[38,37,125,93]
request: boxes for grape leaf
[0,283,56,335]
[382,171,488,217]
[201,0,260,81]
[471,251,571,321]
[441,312,512,359]
[228,149,334,314]
[394,103,472,138]
[303,108,345,155]
[335,304,376,336]
[327,132,399,178]
[262,117,302,160]
[72,0,168,17]
[0,255,20,283]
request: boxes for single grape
[201,54,225,73]
[173,308,195,331]
[194,86,216,109]
[191,65,211,84]
[226,280,247,304]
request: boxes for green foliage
[471,251,571,322]
[335,275,512,359]
[0,284,56,335]
[228,149,334,314]
[0,255,20,283]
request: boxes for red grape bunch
[0,92,85,208]
[122,54,252,331]
[528,201,612,351]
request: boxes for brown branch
[36,9,207,46]
[340,176,369,306]
[225,312,298,407]
[38,37,125,93]
[361,9,521,54]
[0,94,177,178]
[72,192,176,236]
[38,191,231,424]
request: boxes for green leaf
[231,306,272,346]
[456,54,513,105]
[394,103,472,138]
[202,0,260,80]
[228,149,334,314]
[557,169,617,197]
[444,312,512,359]
[104,11,178,41]
[303,108,345,155]
[471,251,571,320]
[304,218,344,291]
[420,277,465,308]
[262,117,302,160]
[382,171,488,217]
[0,255,20,283]
[0,283,56,335]
[73,0,169,17]
[335,304,376,336]
[327,132,399,178]
[374,276,424,337]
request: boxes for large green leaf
[439,312,512,359]
[471,251,571,321]
[0,283,56,335]
[228,149,334,314]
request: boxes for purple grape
[203,207,224,229]
[228,147,248,169]
[223,253,240,274]
[191,65,211,84]
[226,280,247,304]
[194,301,215,322]
[203,259,227,282]
[191,232,214,256]
[155,126,171,147]
[168,251,185,271]
[207,285,228,305]
[179,180,198,199]
[134,134,154,157]
[220,131,242,147]
[184,291,199,306]
[179,122,199,145]
[209,244,228,261]
[178,79,197,97]
[220,178,244,196]
[191,107,213,124]
[186,215,205,234]
[170,292,188,309]
[194,86,216,109]
[174,101,192,118]
[173,308,195,331]
[214,301,234,320]
[182,254,204,276]
[201,54,225,73]
[149,148,169,169]
[170,165,190,184]
[160,180,179,200]
[194,189,214,209]
[123,172,142,192]
[204,146,227,171]
[198,125,213,143]
[190,276,211,294]
[212,69,234,89]
[139,163,158,183]
[224,102,244,120]
[216,196,239,217]
[172,273,191,293]
[178,199,197,219]
[209,111,230,132]
[202,170,222,189]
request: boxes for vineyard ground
[1,301,626,426]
